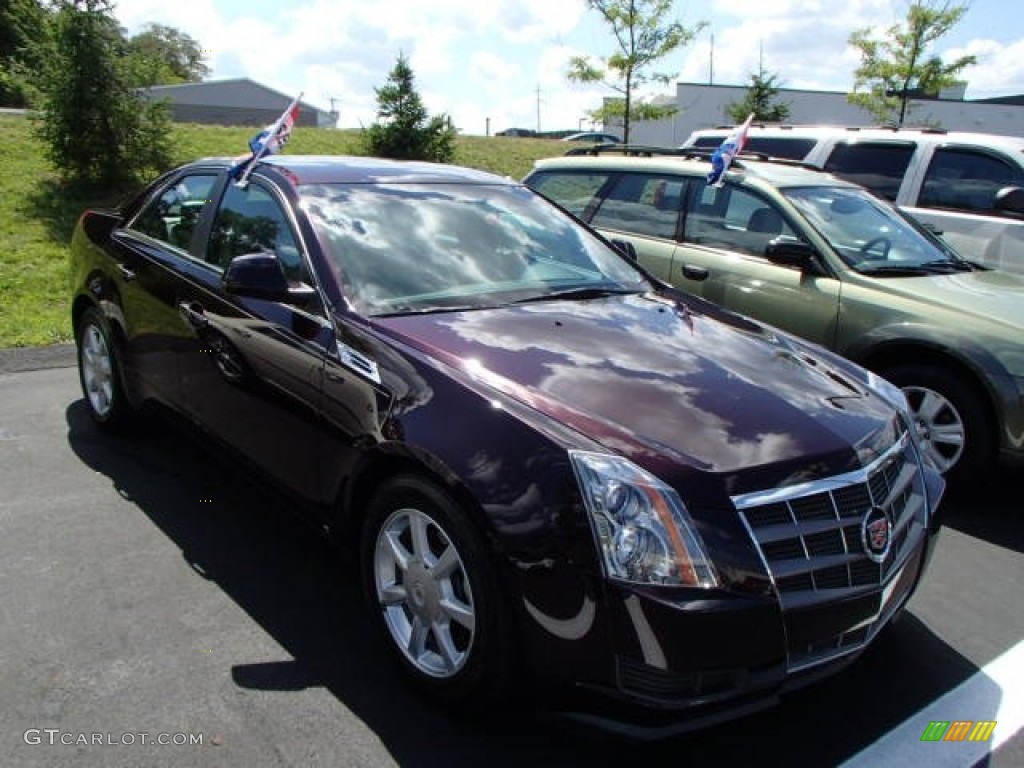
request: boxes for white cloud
[947,38,1024,99]
[109,0,1024,135]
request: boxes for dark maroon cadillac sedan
[70,155,944,736]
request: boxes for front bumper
[549,433,944,737]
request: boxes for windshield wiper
[917,259,975,272]
[513,286,640,304]
[856,260,972,276]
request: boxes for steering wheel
[860,236,892,260]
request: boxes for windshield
[300,182,650,315]
[782,186,970,275]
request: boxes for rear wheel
[360,475,512,705]
[77,307,134,430]
[880,363,993,480]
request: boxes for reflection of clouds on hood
[539,364,800,471]
[433,296,884,471]
[447,298,708,376]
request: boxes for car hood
[370,292,898,487]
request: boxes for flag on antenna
[706,113,753,187]
[230,93,303,186]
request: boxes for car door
[907,144,1024,272]
[106,170,222,404]
[586,172,686,283]
[175,174,330,506]
[674,181,842,348]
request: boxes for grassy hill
[0,115,568,348]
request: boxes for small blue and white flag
[706,113,753,187]
[230,93,303,185]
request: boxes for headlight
[570,450,717,588]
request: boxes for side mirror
[994,186,1024,217]
[223,251,316,303]
[765,238,821,271]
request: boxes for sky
[109,0,1024,135]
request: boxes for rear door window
[130,173,218,252]
[823,142,915,201]
[590,173,687,240]
[525,171,612,220]
[919,147,1024,214]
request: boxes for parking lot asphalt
[1,355,1021,767]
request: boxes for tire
[880,363,993,480]
[77,307,134,430]
[360,475,512,705]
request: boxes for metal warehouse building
[141,78,337,128]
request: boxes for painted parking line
[841,639,1024,767]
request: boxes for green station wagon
[525,150,1024,481]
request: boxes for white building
[616,82,1024,146]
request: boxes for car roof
[563,132,620,141]
[179,154,515,186]
[688,125,1024,152]
[531,153,860,190]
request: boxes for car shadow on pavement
[64,399,995,766]
[941,469,1022,554]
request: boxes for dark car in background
[71,154,943,735]
[562,131,622,144]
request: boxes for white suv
[682,126,1024,273]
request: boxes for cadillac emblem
[861,506,892,563]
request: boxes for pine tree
[35,0,172,187]
[727,70,791,124]
[365,54,455,163]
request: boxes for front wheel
[880,364,993,480]
[360,475,512,705]
[77,307,135,430]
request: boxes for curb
[0,344,77,374]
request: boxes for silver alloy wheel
[81,323,114,419]
[902,384,966,473]
[373,507,476,678]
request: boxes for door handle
[118,264,137,281]
[681,264,709,281]
[177,301,209,329]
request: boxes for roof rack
[705,123,950,135]
[563,143,823,172]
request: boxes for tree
[123,23,209,86]
[0,0,52,107]
[567,0,705,144]
[365,53,455,163]
[727,68,791,124]
[848,0,976,126]
[35,0,171,187]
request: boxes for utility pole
[326,96,341,127]
[709,32,715,85]
[536,83,542,134]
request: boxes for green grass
[0,115,567,348]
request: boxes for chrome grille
[732,433,930,672]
